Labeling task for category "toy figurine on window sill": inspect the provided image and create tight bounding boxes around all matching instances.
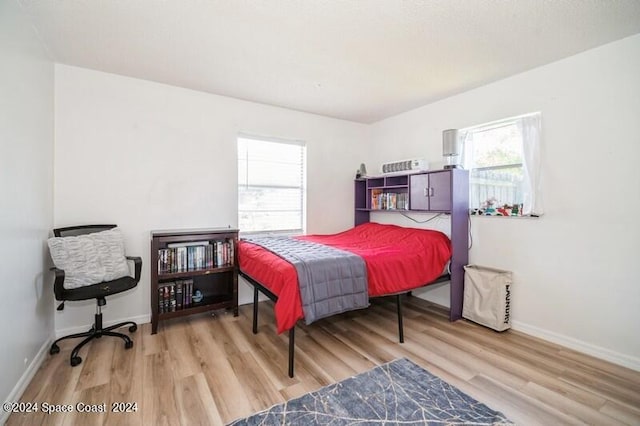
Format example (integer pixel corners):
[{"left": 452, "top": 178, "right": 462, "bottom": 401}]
[
  {"left": 482, "top": 197, "right": 498, "bottom": 215},
  {"left": 471, "top": 202, "right": 523, "bottom": 216}
]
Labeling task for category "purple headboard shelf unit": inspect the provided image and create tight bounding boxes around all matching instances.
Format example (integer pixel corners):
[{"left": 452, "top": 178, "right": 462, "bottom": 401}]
[{"left": 354, "top": 169, "right": 469, "bottom": 321}]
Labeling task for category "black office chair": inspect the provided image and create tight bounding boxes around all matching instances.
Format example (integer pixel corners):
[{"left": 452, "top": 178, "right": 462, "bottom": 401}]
[{"left": 49, "top": 225, "right": 142, "bottom": 367}]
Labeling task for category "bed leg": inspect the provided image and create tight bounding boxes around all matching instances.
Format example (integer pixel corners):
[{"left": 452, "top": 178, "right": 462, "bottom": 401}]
[
  {"left": 397, "top": 294, "right": 404, "bottom": 343},
  {"left": 253, "top": 285, "right": 258, "bottom": 334},
  {"left": 288, "top": 328, "right": 295, "bottom": 378}
]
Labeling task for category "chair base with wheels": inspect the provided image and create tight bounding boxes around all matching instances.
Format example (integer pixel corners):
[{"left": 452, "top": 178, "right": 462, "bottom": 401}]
[
  {"left": 48, "top": 225, "right": 142, "bottom": 367},
  {"left": 49, "top": 296, "right": 138, "bottom": 366}
]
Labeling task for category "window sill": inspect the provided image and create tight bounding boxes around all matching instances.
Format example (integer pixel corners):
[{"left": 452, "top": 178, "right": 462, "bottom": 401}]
[{"left": 470, "top": 212, "right": 540, "bottom": 219}]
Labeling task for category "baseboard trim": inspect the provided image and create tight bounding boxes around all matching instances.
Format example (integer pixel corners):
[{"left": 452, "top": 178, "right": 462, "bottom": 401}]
[
  {"left": 54, "top": 314, "right": 151, "bottom": 338},
  {"left": 0, "top": 337, "right": 52, "bottom": 425},
  {"left": 511, "top": 320, "right": 640, "bottom": 372},
  {"left": 417, "top": 289, "right": 640, "bottom": 372}
]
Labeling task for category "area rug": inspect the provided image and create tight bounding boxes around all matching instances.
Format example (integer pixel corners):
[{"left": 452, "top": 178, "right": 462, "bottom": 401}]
[{"left": 228, "top": 358, "right": 512, "bottom": 425}]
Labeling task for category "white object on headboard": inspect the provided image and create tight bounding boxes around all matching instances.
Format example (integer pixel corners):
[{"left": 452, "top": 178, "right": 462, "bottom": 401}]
[{"left": 380, "top": 158, "right": 428, "bottom": 175}]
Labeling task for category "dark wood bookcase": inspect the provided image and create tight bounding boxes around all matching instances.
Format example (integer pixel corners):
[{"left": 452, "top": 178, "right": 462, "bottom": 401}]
[{"left": 150, "top": 227, "right": 239, "bottom": 334}]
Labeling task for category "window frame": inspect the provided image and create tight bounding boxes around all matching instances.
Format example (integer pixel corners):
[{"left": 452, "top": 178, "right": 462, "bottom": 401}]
[
  {"left": 237, "top": 134, "right": 307, "bottom": 235},
  {"left": 460, "top": 112, "right": 542, "bottom": 217}
]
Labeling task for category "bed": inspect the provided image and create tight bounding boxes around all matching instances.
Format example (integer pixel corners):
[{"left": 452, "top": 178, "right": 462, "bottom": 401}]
[{"left": 238, "top": 222, "right": 464, "bottom": 377}]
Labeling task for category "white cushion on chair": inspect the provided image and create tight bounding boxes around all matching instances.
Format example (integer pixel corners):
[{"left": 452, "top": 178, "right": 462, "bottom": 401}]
[
  {"left": 48, "top": 228, "right": 131, "bottom": 289},
  {"left": 90, "top": 229, "right": 131, "bottom": 281}
]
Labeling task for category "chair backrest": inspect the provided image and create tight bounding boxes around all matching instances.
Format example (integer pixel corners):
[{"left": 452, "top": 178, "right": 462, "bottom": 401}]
[{"left": 53, "top": 224, "right": 117, "bottom": 237}]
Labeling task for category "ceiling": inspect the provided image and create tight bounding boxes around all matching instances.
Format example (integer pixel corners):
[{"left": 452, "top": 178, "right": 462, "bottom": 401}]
[{"left": 19, "top": 0, "right": 640, "bottom": 123}]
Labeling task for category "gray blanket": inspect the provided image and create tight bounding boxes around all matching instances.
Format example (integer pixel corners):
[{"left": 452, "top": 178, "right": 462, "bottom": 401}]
[{"left": 245, "top": 237, "right": 369, "bottom": 324}]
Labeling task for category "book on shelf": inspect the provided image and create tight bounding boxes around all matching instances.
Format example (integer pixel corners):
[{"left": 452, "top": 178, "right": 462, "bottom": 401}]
[
  {"left": 187, "top": 279, "right": 192, "bottom": 307},
  {"left": 369, "top": 191, "right": 409, "bottom": 211},
  {"left": 183, "top": 279, "right": 193, "bottom": 307},
  {"left": 176, "top": 281, "right": 183, "bottom": 310},
  {"left": 158, "top": 286, "right": 164, "bottom": 314},
  {"left": 216, "top": 241, "right": 223, "bottom": 266},
  {"left": 157, "top": 240, "right": 234, "bottom": 274},
  {"left": 170, "top": 285, "right": 176, "bottom": 312},
  {"left": 163, "top": 286, "right": 170, "bottom": 313},
  {"left": 157, "top": 279, "right": 195, "bottom": 314},
  {"left": 401, "top": 192, "right": 408, "bottom": 209},
  {"left": 371, "top": 189, "right": 383, "bottom": 210}
]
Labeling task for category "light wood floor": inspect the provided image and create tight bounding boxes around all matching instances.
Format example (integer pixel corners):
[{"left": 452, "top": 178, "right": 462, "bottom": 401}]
[{"left": 7, "top": 296, "right": 640, "bottom": 425}]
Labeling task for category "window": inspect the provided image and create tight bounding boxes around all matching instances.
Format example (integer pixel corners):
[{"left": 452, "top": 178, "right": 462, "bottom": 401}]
[
  {"left": 237, "top": 135, "right": 306, "bottom": 234},
  {"left": 460, "top": 112, "right": 542, "bottom": 216}
]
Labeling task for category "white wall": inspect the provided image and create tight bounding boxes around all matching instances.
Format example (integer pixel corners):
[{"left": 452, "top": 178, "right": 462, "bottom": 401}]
[
  {"left": 368, "top": 34, "right": 640, "bottom": 369},
  {"left": 52, "top": 34, "right": 640, "bottom": 370},
  {"left": 0, "top": 0, "right": 55, "bottom": 406},
  {"left": 54, "top": 65, "right": 369, "bottom": 332}
]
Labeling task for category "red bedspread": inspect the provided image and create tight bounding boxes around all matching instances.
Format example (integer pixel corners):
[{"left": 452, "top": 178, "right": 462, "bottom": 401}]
[{"left": 238, "top": 222, "right": 452, "bottom": 333}]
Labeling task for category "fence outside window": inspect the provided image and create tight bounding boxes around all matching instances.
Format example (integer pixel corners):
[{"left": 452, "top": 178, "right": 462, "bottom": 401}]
[{"left": 470, "top": 165, "right": 523, "bottom": 210}]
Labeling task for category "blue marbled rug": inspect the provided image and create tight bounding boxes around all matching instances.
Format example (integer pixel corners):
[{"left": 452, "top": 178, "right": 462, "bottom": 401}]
[{"left": 228, "top": 358, "right": 512, "bottom": 425}]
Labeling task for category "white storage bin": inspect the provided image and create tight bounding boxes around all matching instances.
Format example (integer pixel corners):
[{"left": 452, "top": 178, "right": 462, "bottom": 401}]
[{"left": 463, "top": 265, "right": 513, "bottom": 331}]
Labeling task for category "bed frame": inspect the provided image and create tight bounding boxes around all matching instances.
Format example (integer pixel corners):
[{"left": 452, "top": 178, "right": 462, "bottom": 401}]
[
  {"left": 240, "top": 271, "right": 452, "bottom": 377},
  {"left": 240, "top": 169, "right": 469, "bottom": 377}
]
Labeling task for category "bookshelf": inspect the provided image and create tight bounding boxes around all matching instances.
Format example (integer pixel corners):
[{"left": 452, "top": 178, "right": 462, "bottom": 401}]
[
  {"left": 150, "top": 227, "right": 239, "bottom": 334},
  {"left": 354, "top": 174, "right": 410, "bottom": 225}
]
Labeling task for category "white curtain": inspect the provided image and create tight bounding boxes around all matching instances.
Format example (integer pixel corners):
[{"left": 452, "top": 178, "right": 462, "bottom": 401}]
[
  {"left": 458, "top": 129, "right": 472, "bottom": 167},
  {"left": 518, "top": 113, "right": 543, "bottom": 216}
]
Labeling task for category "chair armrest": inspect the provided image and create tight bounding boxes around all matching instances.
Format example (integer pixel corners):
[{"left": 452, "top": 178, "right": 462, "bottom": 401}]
[
  {"left": 51, "top": 267, "right": 66, "bottom": 301},
  {"left": 126, "top": 256, "right": 142, "bottom": 282}
]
